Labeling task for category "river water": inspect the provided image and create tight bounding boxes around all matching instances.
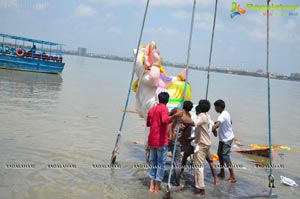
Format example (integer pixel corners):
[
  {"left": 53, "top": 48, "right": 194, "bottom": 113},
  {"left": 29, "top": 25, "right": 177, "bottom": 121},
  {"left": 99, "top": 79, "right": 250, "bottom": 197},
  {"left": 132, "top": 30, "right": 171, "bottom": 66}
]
[{"left": 0, "top": 55, "right": 299, "bottom": 199}]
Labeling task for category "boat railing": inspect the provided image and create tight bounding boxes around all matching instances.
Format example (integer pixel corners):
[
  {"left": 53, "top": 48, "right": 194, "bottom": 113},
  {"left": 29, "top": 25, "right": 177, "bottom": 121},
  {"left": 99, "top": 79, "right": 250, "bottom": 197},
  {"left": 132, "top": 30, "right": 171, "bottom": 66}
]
[{"left": 0, "top": 45, "right": 63, "bottom": 63}]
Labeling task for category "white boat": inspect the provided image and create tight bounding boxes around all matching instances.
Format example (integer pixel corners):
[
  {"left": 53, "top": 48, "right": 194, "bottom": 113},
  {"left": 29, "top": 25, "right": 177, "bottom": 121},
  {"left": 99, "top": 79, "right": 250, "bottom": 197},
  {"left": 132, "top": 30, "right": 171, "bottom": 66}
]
[{"left": 280, "top": 176, "right": 299, "bottom": 187}]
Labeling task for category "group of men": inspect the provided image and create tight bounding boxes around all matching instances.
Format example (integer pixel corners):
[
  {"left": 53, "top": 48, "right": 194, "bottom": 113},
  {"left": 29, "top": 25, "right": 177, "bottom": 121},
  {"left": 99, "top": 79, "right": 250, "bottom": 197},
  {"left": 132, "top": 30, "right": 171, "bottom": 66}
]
[{"left": 146, "top": 92, "right": 236, "bottom": 195}]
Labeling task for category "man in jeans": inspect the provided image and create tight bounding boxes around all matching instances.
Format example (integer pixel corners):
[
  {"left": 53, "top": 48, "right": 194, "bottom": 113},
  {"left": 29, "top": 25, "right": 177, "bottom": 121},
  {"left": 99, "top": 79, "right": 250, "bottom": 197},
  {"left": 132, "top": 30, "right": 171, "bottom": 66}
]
[{"left": 146, "top": 92, "right": 182, "bottom": 193}]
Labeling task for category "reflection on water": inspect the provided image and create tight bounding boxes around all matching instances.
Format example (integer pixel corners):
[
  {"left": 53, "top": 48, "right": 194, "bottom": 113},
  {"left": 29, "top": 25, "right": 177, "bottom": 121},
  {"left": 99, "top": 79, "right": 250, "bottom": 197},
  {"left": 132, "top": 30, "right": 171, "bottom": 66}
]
[
  {"left": 0, "top": 69, "right": 62, "bottom": 113},
  {"left": 0, "top": 68, "right": 62, "bottom": 96}
]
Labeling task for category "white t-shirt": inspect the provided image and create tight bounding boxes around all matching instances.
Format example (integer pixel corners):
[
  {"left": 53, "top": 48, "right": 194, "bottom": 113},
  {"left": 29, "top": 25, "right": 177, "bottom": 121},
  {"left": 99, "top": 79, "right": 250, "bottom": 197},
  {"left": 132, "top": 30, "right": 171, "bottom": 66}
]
[
  {"left": 217, "top": 110, "right": 234, "bottom": 142},
  {"left": 208, "top": 120, "right": 214, "bottom": 136}
]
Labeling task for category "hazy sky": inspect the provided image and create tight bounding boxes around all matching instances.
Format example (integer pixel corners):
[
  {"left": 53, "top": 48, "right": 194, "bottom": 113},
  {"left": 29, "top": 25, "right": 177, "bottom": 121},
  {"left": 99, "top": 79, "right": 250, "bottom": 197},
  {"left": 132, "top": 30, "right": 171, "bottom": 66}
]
[{"left": 0, "top": 0, "right": 299, "bottom": 74}]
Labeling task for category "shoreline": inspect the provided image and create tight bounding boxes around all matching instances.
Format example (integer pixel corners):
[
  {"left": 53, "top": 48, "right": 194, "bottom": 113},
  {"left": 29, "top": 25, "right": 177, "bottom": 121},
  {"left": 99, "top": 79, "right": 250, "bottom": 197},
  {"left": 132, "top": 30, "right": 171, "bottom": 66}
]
[{"left": 64, "top": 53, "right": 300, "bottom": 83}]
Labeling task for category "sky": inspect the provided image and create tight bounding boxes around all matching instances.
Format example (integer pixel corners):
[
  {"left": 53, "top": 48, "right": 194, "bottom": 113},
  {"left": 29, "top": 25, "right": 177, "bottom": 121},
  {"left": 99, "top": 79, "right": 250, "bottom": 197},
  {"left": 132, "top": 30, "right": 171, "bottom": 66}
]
[{"left": 0, "top": 0, "right": 299, "bottom": 75}]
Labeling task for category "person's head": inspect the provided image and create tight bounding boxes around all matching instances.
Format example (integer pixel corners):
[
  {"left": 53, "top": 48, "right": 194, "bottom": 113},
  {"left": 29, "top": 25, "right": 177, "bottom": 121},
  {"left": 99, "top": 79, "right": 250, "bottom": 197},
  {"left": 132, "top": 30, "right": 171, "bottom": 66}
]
[
  {"left": 158, "top": 92, "right": 169, "bottom": 104},
  {"left": 214, "top": 99, "right": 225, "bottom": 113},
  {"left": 196, "top": 99, "right": 211, "bottom": 114},
  {"left": 169, "top": 107, "right": 180, "bottom": 116},
  {"left": 195, "top": 105, "right": 201, "bottom": 115},
  {"left": 183, "top": 101, "right": 193, "bottom": 112}
]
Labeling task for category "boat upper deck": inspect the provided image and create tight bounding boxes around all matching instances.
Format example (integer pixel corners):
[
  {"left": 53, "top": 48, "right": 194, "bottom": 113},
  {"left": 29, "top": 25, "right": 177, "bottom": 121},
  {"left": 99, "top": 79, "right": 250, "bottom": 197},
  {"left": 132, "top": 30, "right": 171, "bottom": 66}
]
[{"left": 0, "top": 33, "right": 62, "bottom": 46}]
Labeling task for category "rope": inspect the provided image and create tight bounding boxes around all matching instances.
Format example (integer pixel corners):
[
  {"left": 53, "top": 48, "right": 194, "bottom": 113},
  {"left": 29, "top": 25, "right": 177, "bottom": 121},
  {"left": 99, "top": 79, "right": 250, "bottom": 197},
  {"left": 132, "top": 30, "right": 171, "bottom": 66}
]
[
  {"left": 110, "top": 0, "right": 150, "bottom": 164},
  {"left": 167, "top": 0, "right": 196, "bottom": 191},
  {"left": 266, "top": 0, "right": 277, "bottom": 197},
  {"left": 205, "top": 0, "right": 218, "bottom": 100}
]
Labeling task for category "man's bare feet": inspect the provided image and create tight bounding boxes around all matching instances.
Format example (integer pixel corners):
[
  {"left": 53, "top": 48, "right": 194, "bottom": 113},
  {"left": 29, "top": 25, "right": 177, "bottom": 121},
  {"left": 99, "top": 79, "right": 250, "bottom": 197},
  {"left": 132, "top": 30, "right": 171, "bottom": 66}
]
[
  {"left": 226, "top": 177, "right": 237, "bottom": 183},
  {"left": 195, "top": 188, "right": 205, "bottom": 195},
  {"left": 149, "top": 188, "right": 154, "bottom": 193},
  {"left": 149, "top": 179, "right": 155, "bottom": 192},
  {"left": 154, "top": 181, "right": 162, "bottom": 193},
  {"left": 214, "top": 178, "right": 220, "bottom": 186},
  {"left": 174, "top": 184, "right": 185, "bottom": 189}
]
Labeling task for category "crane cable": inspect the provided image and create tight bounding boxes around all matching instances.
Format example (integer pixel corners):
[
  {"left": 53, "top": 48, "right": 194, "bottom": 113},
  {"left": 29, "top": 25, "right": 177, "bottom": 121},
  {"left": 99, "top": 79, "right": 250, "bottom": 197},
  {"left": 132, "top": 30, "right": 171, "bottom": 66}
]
[
  {"left": 266, "top": 0, "right": 277, "bottom": 197},
  {"left": 205, "top": 0, "right": 218, "bottom": 100},
  {"left": 110, "top": 0, "right": 150, "bottom": 164}
]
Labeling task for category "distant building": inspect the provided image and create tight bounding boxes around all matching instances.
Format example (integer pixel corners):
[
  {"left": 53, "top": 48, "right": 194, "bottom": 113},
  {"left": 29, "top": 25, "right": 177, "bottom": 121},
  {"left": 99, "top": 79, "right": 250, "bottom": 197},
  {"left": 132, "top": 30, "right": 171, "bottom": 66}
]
[
  {"left": 77, "top": 47, "right": 87, "bottom": 56},
  {"left": 290, "top": 73, "right": 300, "bottom": 80}
]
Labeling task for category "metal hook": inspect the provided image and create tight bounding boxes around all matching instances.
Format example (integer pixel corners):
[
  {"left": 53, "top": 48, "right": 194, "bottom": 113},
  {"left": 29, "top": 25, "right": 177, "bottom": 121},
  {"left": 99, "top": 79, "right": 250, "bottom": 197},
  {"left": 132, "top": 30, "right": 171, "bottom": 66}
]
[{"left": 268, "top": 174, "right": 275, "bottom": 188}]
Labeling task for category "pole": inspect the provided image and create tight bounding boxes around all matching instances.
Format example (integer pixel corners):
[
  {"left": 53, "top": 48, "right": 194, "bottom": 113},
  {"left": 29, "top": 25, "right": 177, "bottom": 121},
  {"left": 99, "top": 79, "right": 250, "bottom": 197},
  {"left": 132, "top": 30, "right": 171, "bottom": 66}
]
[
  {"left": 167, "top": 0, "right": 196, "bottom": 194},
  {"left": 266, "top": 0, "right": 277, "bottom": 197},
  {"left": 110, "top": 0, "right": 150, "bottom": 164},
  {"left": 205, "top": 0, "right": 218, "bottom": 100}
]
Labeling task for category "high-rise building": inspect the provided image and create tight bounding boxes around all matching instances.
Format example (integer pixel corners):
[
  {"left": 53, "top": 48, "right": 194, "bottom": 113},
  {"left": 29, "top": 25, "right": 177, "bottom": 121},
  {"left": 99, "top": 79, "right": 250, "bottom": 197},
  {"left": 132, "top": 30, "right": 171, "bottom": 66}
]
[{"left": 78, "top": 47, "right": 87, "bottom": 56}]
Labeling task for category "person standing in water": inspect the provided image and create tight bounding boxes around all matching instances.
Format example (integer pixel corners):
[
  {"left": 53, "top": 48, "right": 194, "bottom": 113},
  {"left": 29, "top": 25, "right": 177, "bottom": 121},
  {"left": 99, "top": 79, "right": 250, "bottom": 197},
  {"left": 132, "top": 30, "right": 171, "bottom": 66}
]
[
  {"left": 193, "top": 100, "right": 212, "bottom": 195},
  {"left": 146, "top": 92, "right": 182, "bottom": 193},
  {"left": 212, "top": 99, "right": 237, "bottom": 183}
]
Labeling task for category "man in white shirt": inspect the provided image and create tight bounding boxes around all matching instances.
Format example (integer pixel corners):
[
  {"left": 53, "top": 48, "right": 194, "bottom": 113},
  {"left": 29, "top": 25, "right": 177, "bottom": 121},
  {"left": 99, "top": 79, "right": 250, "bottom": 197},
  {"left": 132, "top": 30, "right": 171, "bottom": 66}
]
[{"left": 212, "top": 99, "right": 236, "bottom": 183}]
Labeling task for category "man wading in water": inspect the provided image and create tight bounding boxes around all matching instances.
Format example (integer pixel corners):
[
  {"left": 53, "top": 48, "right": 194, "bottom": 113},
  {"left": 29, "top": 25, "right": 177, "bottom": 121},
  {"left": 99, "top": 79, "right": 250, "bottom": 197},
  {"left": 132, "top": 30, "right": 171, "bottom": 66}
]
[
  {"left": 146, "top": 92, "right": 182, "bottom": 193},
  {"left": 212, "top": 99, "right": 237, "bottom": 183}
]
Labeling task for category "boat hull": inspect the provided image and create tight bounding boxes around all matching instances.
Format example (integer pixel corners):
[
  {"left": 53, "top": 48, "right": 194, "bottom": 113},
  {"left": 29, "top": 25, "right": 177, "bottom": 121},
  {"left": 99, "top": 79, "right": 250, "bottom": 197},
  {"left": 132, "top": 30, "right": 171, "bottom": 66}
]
[
  {"left": 0, "top": 54, "right": 64, "bottom": 74},
  {"left": 234, "top": 148, "right": 270, "bottom": 158}
]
